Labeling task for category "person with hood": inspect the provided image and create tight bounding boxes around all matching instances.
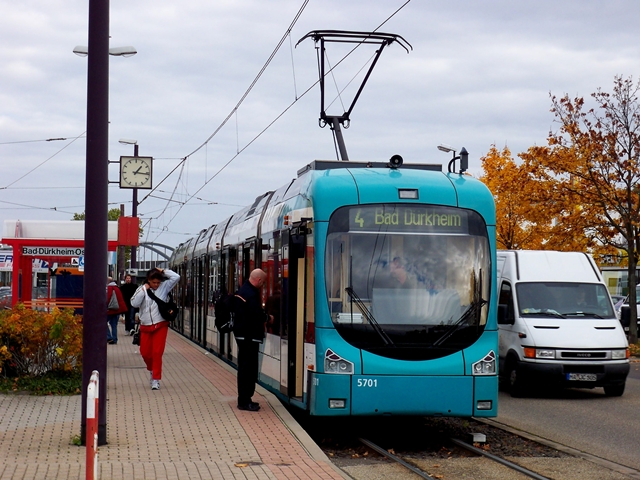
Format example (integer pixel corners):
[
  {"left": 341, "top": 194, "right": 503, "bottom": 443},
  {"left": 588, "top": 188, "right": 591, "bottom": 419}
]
[
  {"left": 107, "top": 277, "right": 127, "bottom": 344},
  {"left": 130, "top": 267, "right": 180, "bottom": 390}
]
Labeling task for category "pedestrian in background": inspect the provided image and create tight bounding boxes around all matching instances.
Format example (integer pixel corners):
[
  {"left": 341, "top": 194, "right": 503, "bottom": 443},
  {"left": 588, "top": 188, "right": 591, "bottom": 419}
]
[
  {"left": 130, "top": 267, "right": 180, "bottom": 390},
  {"left": 233, "top": 268, "right": 269, "bottom": 411},
  {"left": 119, "top": 273, "right": 139, "bottom": 335},
  {"left": 107, "top": 277, "right": 127, "bottom": 345}
]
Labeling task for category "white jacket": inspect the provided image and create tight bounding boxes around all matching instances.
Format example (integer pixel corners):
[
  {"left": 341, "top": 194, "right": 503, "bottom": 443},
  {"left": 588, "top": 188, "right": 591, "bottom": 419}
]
[{"left": 130, "top": 269, "right": 180, "bottom": 326}]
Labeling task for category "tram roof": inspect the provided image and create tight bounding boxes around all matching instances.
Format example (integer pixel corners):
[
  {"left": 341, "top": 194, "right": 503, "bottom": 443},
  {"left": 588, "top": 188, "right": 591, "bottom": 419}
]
[{"left": 297, "top": 160, "right": 442, "bottom": 176}]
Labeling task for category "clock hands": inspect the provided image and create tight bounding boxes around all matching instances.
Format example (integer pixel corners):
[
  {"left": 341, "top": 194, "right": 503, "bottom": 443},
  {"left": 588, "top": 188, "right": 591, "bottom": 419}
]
[{"left": 130, "top": 165, "right": 149, "bottom": 177}]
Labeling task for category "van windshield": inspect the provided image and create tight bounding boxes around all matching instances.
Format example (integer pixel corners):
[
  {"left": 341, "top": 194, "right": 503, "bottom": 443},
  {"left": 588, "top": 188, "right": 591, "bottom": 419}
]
[{"left": 516, "top": 282, "right": 615, "bottom": 319}]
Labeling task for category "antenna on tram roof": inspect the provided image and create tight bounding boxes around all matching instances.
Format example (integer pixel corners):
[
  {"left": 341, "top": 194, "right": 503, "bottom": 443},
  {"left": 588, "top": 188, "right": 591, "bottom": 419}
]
[{"left": 296, "top": 30, "right": 412, "bottom": 162}]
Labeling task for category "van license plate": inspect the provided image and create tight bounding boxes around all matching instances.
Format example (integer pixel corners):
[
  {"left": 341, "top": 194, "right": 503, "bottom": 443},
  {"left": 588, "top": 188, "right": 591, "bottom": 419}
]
[{"left": 567, "top": 373, "right": 597, "bottom": 381}]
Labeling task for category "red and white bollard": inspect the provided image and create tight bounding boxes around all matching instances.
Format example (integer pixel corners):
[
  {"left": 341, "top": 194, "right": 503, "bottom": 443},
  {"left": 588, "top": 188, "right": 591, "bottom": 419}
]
[{"left": 86, "top": 370, "right": 99, "bottom": 480}]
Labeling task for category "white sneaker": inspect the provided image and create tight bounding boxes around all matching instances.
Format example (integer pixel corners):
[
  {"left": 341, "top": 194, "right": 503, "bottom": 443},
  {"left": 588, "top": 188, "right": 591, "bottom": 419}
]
[{"left": 151, "top": 380, "right": 160, "bottom": 390}]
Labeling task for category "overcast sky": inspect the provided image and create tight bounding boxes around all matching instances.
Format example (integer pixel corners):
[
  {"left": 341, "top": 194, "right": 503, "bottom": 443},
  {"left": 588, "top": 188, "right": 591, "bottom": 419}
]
[{"left": 2, "top": 0, "right": 640, "bottom": 255}]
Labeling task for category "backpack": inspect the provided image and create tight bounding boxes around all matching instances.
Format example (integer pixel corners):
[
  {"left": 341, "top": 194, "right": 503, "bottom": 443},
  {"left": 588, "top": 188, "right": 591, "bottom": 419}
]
[
  {"left": 214, "top": 292, "right": 234, "bottom": 333},
  {"left": 214, "top": 291, "right": 244, "bottom": 334},
  {"left": 107, "top": 288, "right": 120, "bottom": 310}
]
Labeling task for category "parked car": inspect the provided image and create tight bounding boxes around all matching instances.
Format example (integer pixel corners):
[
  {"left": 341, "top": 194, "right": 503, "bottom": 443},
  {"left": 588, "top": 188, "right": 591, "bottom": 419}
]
[
  {"left": 618, "top": 286, "right": 640, "bottom": 332},
  {"left": 611, "top": 294, "right": 625, "bottom": 305}
]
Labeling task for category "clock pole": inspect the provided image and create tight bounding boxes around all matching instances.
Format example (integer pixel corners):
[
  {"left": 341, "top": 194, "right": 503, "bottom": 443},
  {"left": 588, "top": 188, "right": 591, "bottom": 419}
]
[{"left": 131, "top": 144, "right": 138, "bottom": 270}]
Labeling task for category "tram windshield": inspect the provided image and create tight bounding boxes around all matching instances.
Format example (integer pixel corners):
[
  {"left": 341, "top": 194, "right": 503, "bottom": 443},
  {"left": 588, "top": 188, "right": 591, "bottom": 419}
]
[{"left": 325, "top": 204, "right": 491, "bottom": 360}]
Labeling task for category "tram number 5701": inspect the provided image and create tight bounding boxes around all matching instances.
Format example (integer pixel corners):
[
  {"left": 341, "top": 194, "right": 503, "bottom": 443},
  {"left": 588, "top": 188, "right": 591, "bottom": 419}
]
[{"left": 357, "top": 378, "right": 378, "bottom": 388}]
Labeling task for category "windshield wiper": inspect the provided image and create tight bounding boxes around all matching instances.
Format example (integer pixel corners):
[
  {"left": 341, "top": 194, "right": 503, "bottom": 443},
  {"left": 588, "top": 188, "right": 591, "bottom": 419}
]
[
  {"left": 522, "top": 309, "right": 566, "bottom": 319},
  {"left": 432, "top": 298, "right": 487, "bottom": 347},
  {"left": 562, "top": 311, "right": 604, "bottom": 318},
  {"left": 345, "top": 287, "right": 395, "bottom": 347}
]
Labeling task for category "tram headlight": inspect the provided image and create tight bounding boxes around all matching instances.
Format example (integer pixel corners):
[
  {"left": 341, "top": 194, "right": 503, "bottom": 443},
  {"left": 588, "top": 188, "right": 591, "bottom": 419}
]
[
  {"left": 324, "top": 349, "right": 354, "bottom": 374},
  {"left": 472, "top": 350, "right": 496, "bottom": 375}
]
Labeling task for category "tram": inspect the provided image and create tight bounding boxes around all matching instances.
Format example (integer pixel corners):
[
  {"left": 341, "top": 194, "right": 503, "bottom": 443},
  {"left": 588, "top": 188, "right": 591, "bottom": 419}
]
[{"left": 169, "top": 158, "right": 498, "bottom": 417}]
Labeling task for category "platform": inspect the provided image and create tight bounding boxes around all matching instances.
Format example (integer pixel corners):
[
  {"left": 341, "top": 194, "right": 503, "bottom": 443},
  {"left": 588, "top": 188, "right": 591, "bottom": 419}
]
[{"left": 0, "top": 323, "right": 346, "bottom": 479}]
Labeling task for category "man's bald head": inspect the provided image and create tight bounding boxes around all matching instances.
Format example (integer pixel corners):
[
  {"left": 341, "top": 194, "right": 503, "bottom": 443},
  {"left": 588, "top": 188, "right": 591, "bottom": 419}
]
[{"left": 249, "top": 269, "right": 267, "bottom": 288}]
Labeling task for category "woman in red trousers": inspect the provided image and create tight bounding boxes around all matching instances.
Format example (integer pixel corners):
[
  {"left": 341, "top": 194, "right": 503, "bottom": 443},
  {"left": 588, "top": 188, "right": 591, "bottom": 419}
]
[{"left": 130, "top": 267, "right": 180, "bottom": 390}]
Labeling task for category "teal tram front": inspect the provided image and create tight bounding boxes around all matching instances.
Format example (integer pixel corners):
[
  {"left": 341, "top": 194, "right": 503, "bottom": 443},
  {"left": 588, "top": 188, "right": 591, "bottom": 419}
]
[{"left": 169, "top": 159, "right": 498, "bottom": 417}]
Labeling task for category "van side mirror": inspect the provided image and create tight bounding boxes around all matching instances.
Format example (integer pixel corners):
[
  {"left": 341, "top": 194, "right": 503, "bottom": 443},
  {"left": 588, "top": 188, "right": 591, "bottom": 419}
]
[{"left": 497, "top": 304, "right": 514, "bottom": 325}]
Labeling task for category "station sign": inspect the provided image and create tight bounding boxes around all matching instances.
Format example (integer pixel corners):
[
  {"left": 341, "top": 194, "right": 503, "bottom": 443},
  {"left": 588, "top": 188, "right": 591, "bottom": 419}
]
[{"left": 22, "top": 246, "right": 85, "bottom": 256}]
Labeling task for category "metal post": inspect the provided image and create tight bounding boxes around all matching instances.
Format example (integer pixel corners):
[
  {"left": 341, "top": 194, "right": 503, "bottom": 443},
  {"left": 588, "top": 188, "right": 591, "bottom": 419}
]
[
  {"left": 81, "top": 0, "right": 109, "bottom": 446},
  {"left": 131, "top": 144, "right": 138, "bottom": 270},
  {"left": 117, "top": 204, "right": 125, "bottom": 282}
]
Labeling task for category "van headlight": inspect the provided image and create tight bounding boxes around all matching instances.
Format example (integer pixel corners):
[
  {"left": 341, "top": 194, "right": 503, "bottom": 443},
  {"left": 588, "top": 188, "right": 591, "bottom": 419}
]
[
  {"left": 472, "top": 351, "right": 496, "bottom": 375},
  {"left": 524, "top": 347, "right": 555, "bottom": 359},
  {"left": 612, "top": 349, "right": 629, "bottom": 360}
]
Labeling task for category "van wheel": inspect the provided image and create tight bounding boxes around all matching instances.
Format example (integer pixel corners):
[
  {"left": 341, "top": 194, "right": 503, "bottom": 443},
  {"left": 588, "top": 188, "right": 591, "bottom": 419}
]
[
  {"left": 508, "top": 362, "right": 526, "bottom": 397},
  {"left": 604, "top": 384, "right": 625, "bottom": 397}
]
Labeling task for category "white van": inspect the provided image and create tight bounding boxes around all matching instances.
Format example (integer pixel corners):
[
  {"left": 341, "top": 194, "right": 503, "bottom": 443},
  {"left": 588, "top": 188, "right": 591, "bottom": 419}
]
[{"left": 497, "top": 250, "right": 629, "bottom": 397}]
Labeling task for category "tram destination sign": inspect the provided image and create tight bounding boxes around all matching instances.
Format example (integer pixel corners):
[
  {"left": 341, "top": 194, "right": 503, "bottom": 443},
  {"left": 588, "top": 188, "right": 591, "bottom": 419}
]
[
  {"left": 22, "top": 246, "right": 85, "bottom": 256},
  {"left": 349, "top": 205, "right": 468, "bottom": 233}
]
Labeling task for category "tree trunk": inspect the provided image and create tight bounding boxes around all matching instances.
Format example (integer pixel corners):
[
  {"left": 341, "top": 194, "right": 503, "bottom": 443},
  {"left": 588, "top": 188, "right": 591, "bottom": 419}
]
[{"left": 628, "top": 236, "right": 638, "bottom": 344}]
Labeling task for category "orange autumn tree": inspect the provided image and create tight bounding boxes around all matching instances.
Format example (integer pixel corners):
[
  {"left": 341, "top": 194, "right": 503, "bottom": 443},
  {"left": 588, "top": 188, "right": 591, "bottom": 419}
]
[
  {"left": 480, "top": 145, "right": 564, "bottom": 250},
  {"left": 521, "top": 76, "right": 640, "bottom": 343},
  {"left": 480, "top": 145, "right": 539, "bottom": 249}
]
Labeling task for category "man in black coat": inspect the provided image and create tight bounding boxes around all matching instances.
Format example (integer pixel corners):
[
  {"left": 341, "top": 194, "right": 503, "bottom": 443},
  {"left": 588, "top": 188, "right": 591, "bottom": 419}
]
[{"left": 233, "top": 269, "right": 269, "bottom": 411}]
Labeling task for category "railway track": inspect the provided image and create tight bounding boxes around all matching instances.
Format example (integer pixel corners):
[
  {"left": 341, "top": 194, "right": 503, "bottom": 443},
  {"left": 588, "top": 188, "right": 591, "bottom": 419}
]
[
  {"left": 358, "top": 437, "right": 552, "bottom": 480},
  {"left": 306, "top": 415, "right": 640, "bottom": 480}
]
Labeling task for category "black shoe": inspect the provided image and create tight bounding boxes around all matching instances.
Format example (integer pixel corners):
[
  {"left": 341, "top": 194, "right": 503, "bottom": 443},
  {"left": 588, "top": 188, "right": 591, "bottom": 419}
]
[
  {"left": 237, "top": 402, "right": 260, "bottom": 411},
  {"left": 107, "top": 340, "right": 115, "bottom": 344}
]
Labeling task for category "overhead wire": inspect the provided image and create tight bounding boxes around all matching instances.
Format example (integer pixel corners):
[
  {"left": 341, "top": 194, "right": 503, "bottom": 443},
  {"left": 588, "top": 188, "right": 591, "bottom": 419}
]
[
  {"left": 144, "top": 0, "right": 412, "bottom": 242},
  {"left": 0, "top": 132, "right": 86, "bottom": 190},
  {"left": 0, "top": 2, "right": 412, "bottom": 228},
  {"left": 0, "top": 136, "right": 83, "bottom": 145},
  {"left": 184, "top": 0, "right": 311, "bottom": 160}
]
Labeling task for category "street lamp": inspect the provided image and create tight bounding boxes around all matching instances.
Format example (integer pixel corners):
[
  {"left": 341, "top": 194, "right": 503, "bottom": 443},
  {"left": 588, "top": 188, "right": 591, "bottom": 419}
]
[
  {"left": 437, "top": 144, "right": 469, "bottom": 174},
  {"left": 119, "top": 139, "right": 139, "bottom": 270},
  {"left": 73, "top": 45, "right": 137, "bottom": 57},
  {"left": 75, "top": 21, "right": 137, "bottom": 447}
]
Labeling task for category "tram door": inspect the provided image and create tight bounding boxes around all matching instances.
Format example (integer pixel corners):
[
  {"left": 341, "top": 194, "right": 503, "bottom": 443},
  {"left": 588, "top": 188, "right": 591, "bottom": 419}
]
[
  {"left": 220, "top": 247, "right": 237, "bottom": 360},
  {"left": 280, "top": 226, "right": 307, "bottom": 400},
  {"left": 194, "top": 256, "right": 207, "bottom": 347}
]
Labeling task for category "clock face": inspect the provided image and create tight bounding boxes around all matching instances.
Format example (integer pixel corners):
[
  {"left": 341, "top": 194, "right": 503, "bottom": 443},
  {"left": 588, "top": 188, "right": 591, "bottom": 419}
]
[{"left": 120, "top": 156, "right": 152, "bottom": 189}]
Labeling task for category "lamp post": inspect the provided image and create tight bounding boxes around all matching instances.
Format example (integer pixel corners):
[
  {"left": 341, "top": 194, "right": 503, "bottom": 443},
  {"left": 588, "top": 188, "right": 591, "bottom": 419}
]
[
  {"left": 119, "top": 139, "right": 139, "bottom": 270},
  {"left": 437, "top": 144, "right": 469, "bottom": 174},
  {"left": 77, "top": 5, "right": 136, "bottom": 446}
]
